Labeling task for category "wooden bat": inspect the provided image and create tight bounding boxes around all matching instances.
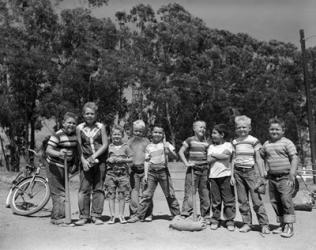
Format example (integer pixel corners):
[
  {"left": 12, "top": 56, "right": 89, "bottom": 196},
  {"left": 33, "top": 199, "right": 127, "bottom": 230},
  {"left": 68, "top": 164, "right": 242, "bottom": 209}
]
[{"left": 64, "top": 155, "right": 71, "bottom": 224}]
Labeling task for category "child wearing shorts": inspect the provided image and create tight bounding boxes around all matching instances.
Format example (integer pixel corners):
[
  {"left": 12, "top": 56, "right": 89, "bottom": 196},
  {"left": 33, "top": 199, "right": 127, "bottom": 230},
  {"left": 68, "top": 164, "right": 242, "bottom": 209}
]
[{"left": 105, "top": 125, "right": 133, "bottom": 224}]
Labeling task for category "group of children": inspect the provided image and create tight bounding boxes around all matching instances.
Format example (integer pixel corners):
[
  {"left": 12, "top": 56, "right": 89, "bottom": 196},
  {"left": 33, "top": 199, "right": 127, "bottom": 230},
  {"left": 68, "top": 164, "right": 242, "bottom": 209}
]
[{"left": 45, "top": 101, "right": 298, "bottom": 239}]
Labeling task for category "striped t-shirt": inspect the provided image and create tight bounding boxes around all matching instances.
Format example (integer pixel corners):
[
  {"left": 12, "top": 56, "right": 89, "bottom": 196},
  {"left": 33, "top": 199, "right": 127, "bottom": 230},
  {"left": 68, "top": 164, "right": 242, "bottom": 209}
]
[
  {"left": 46, "top": 129, "right": 77, "bottom": 168},
  {"left": 183, "top": 136, "right": 209, "bottom": 163},
  {"left": 232, "top": 135, "right": 261, "bottom": 168},
  {"left": 145, "top": 142, "right": 175, "bottom": 168},
  {"left": 261, "top": 137, "right": 297, "bottom": 175}
]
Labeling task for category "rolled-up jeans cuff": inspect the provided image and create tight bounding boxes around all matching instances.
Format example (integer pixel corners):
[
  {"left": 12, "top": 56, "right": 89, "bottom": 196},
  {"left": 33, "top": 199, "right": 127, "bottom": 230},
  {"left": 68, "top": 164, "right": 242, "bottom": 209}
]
[
  {"left": 91, "top": 213, "right": 102, "bottom": 218},
  {"left": 283, "top": 214, "right": 295, "bottom": 223}
]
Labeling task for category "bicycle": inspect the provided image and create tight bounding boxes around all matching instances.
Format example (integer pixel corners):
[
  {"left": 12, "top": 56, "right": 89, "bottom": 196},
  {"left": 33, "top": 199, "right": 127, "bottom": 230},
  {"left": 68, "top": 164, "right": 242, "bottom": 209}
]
[{"left": 5, "top": 149, "right": 51, "bottom": 216}]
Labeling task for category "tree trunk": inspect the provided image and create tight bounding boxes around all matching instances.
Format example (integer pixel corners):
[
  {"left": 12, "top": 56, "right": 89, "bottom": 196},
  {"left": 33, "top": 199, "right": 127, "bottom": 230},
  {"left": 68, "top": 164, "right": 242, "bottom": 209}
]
[
  {"left": 165, "top": 102, "right": 176, "bottom": 146},
  {"left": 0, "top": 134, "right": 10, "bottom": 171}
]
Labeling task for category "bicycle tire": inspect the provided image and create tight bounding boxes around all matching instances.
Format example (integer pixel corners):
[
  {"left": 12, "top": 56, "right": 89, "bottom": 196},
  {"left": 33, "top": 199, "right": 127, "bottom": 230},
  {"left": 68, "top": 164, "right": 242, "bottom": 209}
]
[{"left": 10, "top": 176, "right": 50, "bottom": 216}]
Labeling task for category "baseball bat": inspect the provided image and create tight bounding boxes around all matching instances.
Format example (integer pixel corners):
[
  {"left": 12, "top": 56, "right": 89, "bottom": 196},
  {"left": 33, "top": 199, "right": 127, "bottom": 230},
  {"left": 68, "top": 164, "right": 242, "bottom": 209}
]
[{"left": 64, "top": 155, "right": 71, "bottom": 224}]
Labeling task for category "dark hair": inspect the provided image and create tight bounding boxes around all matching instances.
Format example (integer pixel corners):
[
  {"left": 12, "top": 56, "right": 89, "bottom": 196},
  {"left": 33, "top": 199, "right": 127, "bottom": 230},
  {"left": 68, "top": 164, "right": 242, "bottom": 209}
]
[
  {"left": 111, "top": 124, "right": 124, "bottom": 136},
  {"left": 269, "top": 117, "right": 285, "bottom": 130},
  {"left": 152, "top": 123, "right": 164, "bottom": 132},
  {"left": 213, "top": 124, "right": 228, "bottom": 139},
  {"left": 63, "top": 112, "right": 78, "bottom": 122}
]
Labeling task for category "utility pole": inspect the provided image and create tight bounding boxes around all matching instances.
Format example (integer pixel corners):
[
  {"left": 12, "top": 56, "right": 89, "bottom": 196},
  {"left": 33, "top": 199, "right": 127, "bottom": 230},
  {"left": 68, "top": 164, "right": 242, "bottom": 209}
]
[{"left": 300, "top": 29, "right": 316, "bottom": 184}]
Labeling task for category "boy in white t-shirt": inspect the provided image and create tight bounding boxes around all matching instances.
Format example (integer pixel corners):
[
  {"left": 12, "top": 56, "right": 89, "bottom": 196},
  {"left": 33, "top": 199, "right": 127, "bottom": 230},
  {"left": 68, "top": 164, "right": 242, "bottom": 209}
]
[
  {"left": 208, "top": 124, "right": 235, "bottom": 231},
  {"left": 127, "top": 124, "right": 180, "bottom": 222}
]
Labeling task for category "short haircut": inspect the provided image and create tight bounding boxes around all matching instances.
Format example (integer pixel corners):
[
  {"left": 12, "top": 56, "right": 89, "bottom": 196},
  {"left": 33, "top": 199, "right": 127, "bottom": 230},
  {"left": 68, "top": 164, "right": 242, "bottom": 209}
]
[
  {"left": 111, "top": 124, "right": 124, "bottom": 136},
  {"left": 269, "top": 117, "right": 285, "bottom": 130},
  {"left": 235, "top": 115, "right": 251, "bottom": 126},
  {"left": 152, "top": 123, "right": 164, "bottom": 132},
  {"left": 213, "top": 124, "right": 228, "bottom": 139},
  {"left": 193, "top": 120, "right": 206, "bottom": 128},
  {"left": 82, "top": 102, "right": 98, "bottom": 114},
  {"left": 63, "top": 112, "right": 78, "bottom": 122},
  {"left": 133, "top": 120, "right": 145, "bottom": 129}
]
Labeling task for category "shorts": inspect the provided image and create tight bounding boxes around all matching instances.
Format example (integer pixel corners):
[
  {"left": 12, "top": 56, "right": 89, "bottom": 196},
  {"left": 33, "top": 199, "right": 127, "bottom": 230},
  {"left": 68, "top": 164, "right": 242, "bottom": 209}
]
[{"left": 104, "top": 174, "right": 130, "bottom": 200}]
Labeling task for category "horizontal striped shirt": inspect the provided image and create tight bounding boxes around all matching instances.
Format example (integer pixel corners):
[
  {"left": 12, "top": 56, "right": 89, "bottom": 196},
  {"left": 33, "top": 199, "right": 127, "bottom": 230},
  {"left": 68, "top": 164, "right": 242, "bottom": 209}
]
[
  {"left": 232, "top": 135, "right": 261, "bottom": 168},
  {"left": 261, "top": 137, "right": 297, "bottom": 175},
  {"left": 183, "top": 136, "right": 209, "bottom": 162},
  {"left": 145, "top": 142, "right": 175, "bottom": 167},
  {"left": 46, "top": 129, "right": 77, "bottom": 168}
]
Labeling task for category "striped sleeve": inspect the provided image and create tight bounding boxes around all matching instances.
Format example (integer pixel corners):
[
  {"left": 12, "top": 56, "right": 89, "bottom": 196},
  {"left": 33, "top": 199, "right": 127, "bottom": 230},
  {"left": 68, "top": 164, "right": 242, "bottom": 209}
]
[
  {"left": 47, "top": 134, "right": 60, "bottom": 148},
  {"left": 285, "top": 139, "right": 297, "bottom": 159}
]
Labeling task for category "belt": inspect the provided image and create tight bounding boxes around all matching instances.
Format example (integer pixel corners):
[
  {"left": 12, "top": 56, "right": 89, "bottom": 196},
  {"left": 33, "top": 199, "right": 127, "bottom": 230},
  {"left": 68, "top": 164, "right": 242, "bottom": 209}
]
[
  {"left": 235, "top": 166, "right": 254, "bottom": 172},
  {"left": 268, "top": 173, "right": 289, "bottom": 179},
  {"left": 149, "top": 167, "right": 166, "bottom": 173}
]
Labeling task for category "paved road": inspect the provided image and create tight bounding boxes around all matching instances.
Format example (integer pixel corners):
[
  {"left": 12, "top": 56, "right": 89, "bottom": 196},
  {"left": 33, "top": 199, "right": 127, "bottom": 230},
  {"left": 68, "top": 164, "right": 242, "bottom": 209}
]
[{"left": 1, "top": 163, "right": 316, "bottom": 250}]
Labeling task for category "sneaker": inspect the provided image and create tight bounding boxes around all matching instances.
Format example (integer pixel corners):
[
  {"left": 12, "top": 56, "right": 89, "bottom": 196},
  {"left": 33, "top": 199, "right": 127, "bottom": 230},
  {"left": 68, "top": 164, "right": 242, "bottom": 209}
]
[
  {"left": 144, "top": 215, "right": 153, "bottom": 222},
  {"left": 272, "top": 225, "right": 284, "bottom": 234},
  {"left": 227, "top": 224, "right": 235, "bottom": 232},
  {"left": 261, "top": 225, "right": 270, "bottom": 234},
  {"left": 210, "top": 223, "right": 219, "bottom": 230},
  {"left": 74, "top": 218, "right": 89, "bottom": 226},
  {"left": 281, "top": 224, "right": 294, "bottom": 238},
  {"left": 107, "top": 216, "right": 116, "bottom": 224},
  {"left": 127, "top": 216, "right": 140, "bottom": 223},
  {"left": 91, "top": 217, "right": 104, "bottom": 225},
  {"left": 239, "top": 224, "right": 251, "bottom": 233},
  {"left": 119, "top": 216, "right": 127, "bottom": 224}
]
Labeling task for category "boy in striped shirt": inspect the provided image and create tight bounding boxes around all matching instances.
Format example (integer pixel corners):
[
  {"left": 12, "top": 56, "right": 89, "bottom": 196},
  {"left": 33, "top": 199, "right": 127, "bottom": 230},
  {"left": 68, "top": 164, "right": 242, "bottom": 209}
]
[
  {"left": 261, "top": 117, "right": 298, "bottom": 238},
  {"left": 46, "top": 112, "right": 78, "bottom": 225},
  {"left": 231, "top": 115, "right": 270, "bottom": 234},
  {"left": 127, "top": 124, "right": 180, "bottom": 222},
  {"left": 179, "top": 120, "right": 210, "bottom": 219}
]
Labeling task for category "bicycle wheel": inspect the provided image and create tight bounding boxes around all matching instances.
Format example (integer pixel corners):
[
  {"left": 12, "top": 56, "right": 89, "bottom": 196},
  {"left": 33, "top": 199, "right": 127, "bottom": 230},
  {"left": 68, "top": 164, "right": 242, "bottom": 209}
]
[{"left": 10, "top": 176, "right": 50, "bottom": 216}]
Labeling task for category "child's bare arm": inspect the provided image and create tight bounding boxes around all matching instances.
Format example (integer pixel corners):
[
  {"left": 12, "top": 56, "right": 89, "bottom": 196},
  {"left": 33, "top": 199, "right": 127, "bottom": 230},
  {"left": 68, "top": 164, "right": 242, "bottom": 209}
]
[
  {"left": 178, "top": 145, "right": 194, "bottom": 167},
  {"left": 210, "top": 150, "right": 231, "bottom": 160},
  {"left": 255, "top": 151, "right": 266, "bottom": 177},
  {"left": 288, "top": 154, "right": 298, "bottom": 185}
]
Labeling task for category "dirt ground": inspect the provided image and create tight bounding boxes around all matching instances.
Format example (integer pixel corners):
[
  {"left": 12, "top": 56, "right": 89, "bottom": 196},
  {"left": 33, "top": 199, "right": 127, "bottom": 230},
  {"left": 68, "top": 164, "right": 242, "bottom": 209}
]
[{"left": 1, "top": 163, "right": 316, "bottom": 250}]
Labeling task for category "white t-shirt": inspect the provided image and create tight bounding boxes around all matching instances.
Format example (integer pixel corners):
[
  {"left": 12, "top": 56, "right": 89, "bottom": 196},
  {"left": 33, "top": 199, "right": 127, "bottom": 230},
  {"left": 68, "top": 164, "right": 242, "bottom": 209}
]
[{"left": 207, "top": 142, "right": 233, "bottom": 178}]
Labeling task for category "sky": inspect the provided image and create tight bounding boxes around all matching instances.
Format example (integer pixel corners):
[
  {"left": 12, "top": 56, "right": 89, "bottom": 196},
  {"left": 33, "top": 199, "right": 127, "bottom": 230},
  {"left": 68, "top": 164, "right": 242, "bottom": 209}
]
[{"left": 57, "top": 0, "right": 316, "bottom": 48}]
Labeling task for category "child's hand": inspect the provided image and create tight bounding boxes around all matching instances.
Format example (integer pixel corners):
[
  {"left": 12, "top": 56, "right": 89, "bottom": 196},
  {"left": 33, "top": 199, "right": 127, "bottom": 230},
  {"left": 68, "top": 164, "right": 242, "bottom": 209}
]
[
  {"left": 230, "top": 176, "right": 236, "bottom": 186},
  {"left": 143, "top": 174, "right": 148, "bottom": 184},
  {"left": 185, "top": 161, "right": 195, "bottom": 168},
  {"left": 287, "top": 172, "right": 296, "bottom": 186},
  {"left": 82, "top": 159, "right": 90, "bottom": 171},
  {"left": 59, "top": 149, "right": 68, "bottom": 158},
  {"left": 107, "top": 157, "right": 115, "bottom": 164}
]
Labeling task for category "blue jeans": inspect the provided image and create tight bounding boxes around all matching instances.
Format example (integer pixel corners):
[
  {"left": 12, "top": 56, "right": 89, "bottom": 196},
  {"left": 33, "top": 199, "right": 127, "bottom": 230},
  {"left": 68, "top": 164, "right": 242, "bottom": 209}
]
[
  {"left": 137, "top": 168, "right": 180, "bottom": 220},
  {"left": 129, "top": 167, "right": 153, "bottom": 217},
  {"left": 269, "top": 174, "right": 295, "bottom": 223},
  {"left": 78, "top": 162, "right": 106, "bottom": 219},
  {"left": 46, "top": 163, "right": 65, "bottom": 222},
  {"left": 209, "top": 176, "right": 235, "bottom": 224},
  {"left": 181, "top": 167, "right": 210, "bottom": 217},
  {"left": 234, "top": 167, "right": 269, "bottom": 225}
]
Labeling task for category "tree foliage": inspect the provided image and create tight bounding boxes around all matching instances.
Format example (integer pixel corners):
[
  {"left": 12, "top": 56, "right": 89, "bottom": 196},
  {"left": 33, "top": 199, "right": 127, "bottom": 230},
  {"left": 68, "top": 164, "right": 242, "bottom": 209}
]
[{"left": 0, "top": 1, "right": 313, "bottom": 171}]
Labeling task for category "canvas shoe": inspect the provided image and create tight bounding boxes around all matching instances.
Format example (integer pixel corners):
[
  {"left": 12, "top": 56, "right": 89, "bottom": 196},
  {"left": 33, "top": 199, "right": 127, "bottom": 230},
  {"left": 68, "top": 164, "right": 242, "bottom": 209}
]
[
  {"left": 239, "top": 224, "right": 251, "bottom": 233},
  {"left": 281, "top": 224, "right": 294, "bottom": 238}
]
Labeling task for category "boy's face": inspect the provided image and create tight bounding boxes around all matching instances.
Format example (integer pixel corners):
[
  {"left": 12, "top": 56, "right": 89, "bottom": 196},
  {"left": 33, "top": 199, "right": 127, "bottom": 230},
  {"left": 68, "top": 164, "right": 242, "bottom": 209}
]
[
  {"left": 193, "top": 122, "right": 206, "bottom": 138},
  {"left": 211, "top": 129, "right": 223, "bottom": 144},
  {"left": 152, "top": 127, "right": 164, "bottom": 143},
  {"left": 83, "top": 107, "right": 96, "bottom": 124},
  {"left": 235, "top": 121, "right": 251, "bottom": 138},
  {"left": 112, "top": 129, "right": 123, "bottom": 144},
  {"left": 63, "top": 117, "right": 77, "bottom": 135},
  {"left": 133, "top": 126, "right": 144, "bottom": 137},
  {"left": 269, "top": 123, "right": 284, "bottom": 141}
]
